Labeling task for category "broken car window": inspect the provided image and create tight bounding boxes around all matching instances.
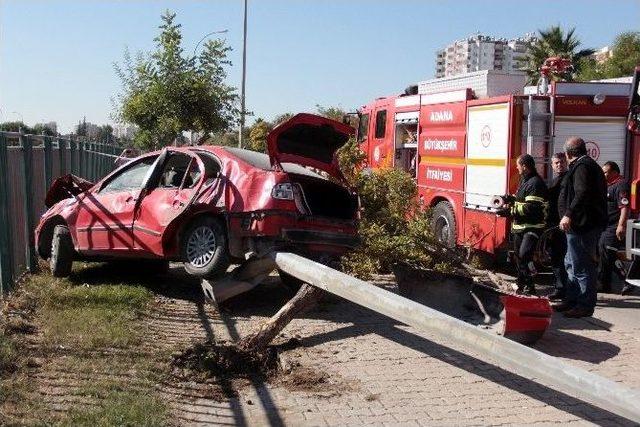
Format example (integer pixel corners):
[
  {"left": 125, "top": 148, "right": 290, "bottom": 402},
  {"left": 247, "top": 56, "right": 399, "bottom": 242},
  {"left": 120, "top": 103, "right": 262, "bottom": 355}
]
[
  {"left": 99, "top": 157, "right": 157, "bottom": 194},
  {"left": 160, "top": 153, "right": 194, "bottom": 188}
]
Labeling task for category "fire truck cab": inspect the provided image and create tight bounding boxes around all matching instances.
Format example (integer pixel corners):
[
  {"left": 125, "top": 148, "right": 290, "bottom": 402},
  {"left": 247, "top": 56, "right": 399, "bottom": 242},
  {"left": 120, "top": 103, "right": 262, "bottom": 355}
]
[{"left": 357, "top": 69, "right": 640, "bottom": 254}]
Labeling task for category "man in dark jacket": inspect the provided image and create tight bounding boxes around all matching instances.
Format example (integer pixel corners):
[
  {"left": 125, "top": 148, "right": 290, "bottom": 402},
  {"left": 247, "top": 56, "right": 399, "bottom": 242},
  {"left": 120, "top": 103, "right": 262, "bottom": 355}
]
[
  {"left": 556, "top": 137, "right": 608, "bottom": 318},
  {"left": 509, "top": 154, "right": 549, "bottom": 295},
  {"left": 598, "top": 161, "right": 632, "bottom": 294},
  {"left": 547, "top": 153, "right": 568, "bottom": 300}
]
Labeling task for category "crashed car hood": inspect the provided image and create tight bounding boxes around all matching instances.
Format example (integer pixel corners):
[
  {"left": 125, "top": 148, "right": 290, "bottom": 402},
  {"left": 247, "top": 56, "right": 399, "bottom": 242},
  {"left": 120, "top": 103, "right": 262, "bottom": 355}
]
[
  {"left": 267, "top": 113, "right": 354, "bottom": 179},
  {"left": 45, "top": 174, "right": 94, "bottom": 208}
]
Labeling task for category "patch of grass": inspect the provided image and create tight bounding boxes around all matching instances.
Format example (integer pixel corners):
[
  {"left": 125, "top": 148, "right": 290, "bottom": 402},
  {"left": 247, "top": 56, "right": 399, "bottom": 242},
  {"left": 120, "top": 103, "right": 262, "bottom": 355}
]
[
  {"left": 40, "top": 305, "right": 144, "bottom": 350},
  {"left": 0, "top": 334, "right": 17, "bottom": 372},
  {"left": 61, "top": 390, "right": 169, "bottom": 427},
  {"left": 22, "top": 274, "right": 153, "bottom": 351}
]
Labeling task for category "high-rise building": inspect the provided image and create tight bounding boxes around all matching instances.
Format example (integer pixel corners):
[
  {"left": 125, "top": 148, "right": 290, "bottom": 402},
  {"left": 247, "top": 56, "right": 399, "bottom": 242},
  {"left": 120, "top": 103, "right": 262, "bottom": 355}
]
[{"left": 435, "top": 33, "right": 536, "bottom": 78}]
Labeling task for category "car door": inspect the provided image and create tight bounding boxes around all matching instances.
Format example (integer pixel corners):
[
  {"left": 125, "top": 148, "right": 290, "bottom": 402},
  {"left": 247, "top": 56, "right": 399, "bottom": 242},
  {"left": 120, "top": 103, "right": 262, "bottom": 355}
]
[
  {"left": 132, "top": 150, "right": 208, "bottom": 256},
  {"left": 74, "top": 154, "right": 159, "bottom": 253}
]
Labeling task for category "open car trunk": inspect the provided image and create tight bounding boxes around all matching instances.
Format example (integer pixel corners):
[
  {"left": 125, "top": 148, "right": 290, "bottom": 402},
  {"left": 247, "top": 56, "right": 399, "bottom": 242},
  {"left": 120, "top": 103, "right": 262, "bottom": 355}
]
[
  {"left": 289, "top": 173, "right": 358, "bottom": 220},
  {"left": 268, "top": 113, "right": 354, "bottom": 181}
]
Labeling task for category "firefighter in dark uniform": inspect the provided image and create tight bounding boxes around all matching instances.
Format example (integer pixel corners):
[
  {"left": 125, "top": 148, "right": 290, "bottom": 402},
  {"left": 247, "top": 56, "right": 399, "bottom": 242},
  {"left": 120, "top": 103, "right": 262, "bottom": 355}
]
[
  {"left": 598, "top": 161, "right": 632, "bottom": 294},
  {"left": 547, "top": 153, "right": 568, "bottom": 300},
  {"left": 504, "top": 154, "right": 549, "bottom": 295}
]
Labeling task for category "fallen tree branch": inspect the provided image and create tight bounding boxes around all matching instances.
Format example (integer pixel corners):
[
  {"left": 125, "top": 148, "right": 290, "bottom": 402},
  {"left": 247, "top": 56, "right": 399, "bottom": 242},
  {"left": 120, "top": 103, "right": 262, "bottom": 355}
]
[{"left": 238, "top": 283, "right": 324, "bottom": 353}]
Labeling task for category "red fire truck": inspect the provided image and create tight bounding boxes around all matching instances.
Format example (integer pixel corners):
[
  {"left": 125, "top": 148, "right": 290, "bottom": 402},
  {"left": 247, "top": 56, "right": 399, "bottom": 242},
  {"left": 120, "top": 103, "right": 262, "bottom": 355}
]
[{"left": 357, "top": 66, "right": 640, "bottom": 254}]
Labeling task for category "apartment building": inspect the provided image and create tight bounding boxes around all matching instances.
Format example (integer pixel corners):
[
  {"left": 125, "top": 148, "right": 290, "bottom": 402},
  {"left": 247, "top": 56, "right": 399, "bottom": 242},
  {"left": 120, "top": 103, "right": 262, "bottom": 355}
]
[{"left": 435, "top": 33, "right": 535, "bottom": 78}]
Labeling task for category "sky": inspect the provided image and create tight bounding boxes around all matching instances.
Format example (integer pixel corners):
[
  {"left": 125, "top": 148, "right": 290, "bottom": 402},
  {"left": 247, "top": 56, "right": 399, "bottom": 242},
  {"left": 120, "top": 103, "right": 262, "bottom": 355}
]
[{"left": 1, "top": 0, "right": 639, "bottom": 134}]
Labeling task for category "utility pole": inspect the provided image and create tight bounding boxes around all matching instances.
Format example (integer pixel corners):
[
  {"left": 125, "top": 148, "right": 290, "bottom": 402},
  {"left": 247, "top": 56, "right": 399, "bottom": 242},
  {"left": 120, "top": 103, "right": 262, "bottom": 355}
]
[{"left": 238, "top": 0, "right": 248, "bottom": 148}]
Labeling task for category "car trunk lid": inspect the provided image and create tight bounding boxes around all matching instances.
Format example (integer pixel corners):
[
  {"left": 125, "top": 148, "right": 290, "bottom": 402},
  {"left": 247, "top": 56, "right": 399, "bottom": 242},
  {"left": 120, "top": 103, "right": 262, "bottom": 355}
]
[
  {"left": 44, "top": 174, "right": 94, "bottom": 208},
  {"left": 267, "top": 113, "right": 354, "bottom": 180}
]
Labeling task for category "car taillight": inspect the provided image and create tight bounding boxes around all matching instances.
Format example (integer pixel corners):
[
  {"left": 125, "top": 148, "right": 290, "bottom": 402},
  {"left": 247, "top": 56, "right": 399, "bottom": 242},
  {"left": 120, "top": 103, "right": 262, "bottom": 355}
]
[{"left": 272, "top": 183, "right": 294, "bottom": 200}]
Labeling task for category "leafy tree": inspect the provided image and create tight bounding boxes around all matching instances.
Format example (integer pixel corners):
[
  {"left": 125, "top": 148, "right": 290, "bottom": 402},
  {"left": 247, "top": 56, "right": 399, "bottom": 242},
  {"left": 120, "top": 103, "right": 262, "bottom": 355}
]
[
  {"left": 247, "top": 118, "right": 272, "bottom": 152},
  {"left": 114, "top": 10, "right": 238, "bottom": 149},
  {"left": 32, "top": 123, "right": 57, "bottom": 136},
  {"left": 76, "top": 117, "right": 88, "bottom": 137},
  {"left": 316, "top": 105, "right": 347, "bottom": 122},
  {"left": 603, "top": 32, "right": 640, "bottom": 78},
  {"left": 520, "top": 26, "right": 594, "bottom": 84},
  {"left": 96, "top": 124, "right": 114, "bottom": 142},
  {"left": 0, "top": 121, "right": 32, "bottom": 133},
  {"left": 576, "top": 32, "right": 640, "bottom": 81},
  {"left": 271, "top": 113, "right": 294, "bottom": 127}
]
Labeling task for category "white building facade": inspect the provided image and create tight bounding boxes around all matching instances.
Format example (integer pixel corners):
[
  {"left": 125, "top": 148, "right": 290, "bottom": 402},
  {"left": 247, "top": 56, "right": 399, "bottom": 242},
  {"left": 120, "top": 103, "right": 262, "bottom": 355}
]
[{"left": 436, "top": 33, "right": 536, "bottom": 78}]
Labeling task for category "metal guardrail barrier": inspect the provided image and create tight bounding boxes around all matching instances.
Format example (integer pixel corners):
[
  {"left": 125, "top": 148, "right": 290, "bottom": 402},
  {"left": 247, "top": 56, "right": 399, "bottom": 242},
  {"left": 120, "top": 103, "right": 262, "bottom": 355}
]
[
  {"left": 272, "top": 251, "right": 640, "bottom": 423},
  {"left": 0, "top": 131, "right": 124, "bottom": 293}
]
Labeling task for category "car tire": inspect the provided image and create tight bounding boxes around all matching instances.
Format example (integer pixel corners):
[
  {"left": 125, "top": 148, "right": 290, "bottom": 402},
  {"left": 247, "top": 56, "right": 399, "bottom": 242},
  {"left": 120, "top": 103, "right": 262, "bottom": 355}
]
[
  {"left": 50, "top": 225, "right": 73, "bottom": 277},
  {"left": 181, "top": 217, "right": 229, "bottom": 280},
  {"left": 432, "top": 201, "right": 457, "bottom": 248}
]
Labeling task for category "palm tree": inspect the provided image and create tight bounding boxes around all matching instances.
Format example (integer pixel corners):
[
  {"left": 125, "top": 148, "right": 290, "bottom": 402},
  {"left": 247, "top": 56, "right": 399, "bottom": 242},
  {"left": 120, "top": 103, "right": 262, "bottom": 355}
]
[{"left": 520, "top": 26, "right": 595, "bottom": 84}]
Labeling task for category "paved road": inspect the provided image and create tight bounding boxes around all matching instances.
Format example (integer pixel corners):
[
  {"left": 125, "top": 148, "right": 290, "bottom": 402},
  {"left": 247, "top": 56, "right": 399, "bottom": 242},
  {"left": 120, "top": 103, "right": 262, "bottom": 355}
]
[{"left": 157, "top": 273, "right": 640, "bottom": 426}]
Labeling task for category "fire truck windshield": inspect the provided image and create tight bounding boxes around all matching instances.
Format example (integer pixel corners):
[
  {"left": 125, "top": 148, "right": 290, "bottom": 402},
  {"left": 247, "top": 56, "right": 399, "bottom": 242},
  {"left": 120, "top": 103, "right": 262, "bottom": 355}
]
[{"left": 357, "top": 113, "right": 369, "bottom": 142}]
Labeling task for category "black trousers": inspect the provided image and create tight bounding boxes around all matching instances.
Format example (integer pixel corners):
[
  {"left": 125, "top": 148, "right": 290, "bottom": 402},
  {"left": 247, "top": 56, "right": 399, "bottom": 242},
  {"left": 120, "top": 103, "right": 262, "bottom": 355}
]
[
  {"left": 513, "top": 231, "right": 540, "bottom": 289},
  {"left": 597, "top": 226, "right": 624, "bottom": 287},
  {"left": 549, "top": 228, "right": 568, "bottom": 291}
]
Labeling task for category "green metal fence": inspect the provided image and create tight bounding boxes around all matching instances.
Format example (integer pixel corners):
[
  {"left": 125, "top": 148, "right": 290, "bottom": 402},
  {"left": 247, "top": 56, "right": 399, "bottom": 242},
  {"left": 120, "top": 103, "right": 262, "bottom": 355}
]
[{"left": 0, "top": 130, "right": 124, "bottom": 294}]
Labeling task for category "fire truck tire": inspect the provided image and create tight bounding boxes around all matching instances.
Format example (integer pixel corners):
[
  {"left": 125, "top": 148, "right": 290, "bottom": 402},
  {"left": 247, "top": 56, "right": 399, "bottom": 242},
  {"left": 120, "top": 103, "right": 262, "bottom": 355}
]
[
  {"left": 181, "top": 217, "right": 230, "bottom": 280},
  {"left": 432, "top": 201, "right": 457, "bottom": 248},
  {"left": 50, "top": 225, "right": 73, "bottom": 277}
]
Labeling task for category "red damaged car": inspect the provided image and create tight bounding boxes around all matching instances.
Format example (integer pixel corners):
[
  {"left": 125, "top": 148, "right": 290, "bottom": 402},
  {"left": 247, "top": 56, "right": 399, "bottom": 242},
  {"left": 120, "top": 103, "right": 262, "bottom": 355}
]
[{"left": 35, "top": 113, "right": 359, "bottom": 278}]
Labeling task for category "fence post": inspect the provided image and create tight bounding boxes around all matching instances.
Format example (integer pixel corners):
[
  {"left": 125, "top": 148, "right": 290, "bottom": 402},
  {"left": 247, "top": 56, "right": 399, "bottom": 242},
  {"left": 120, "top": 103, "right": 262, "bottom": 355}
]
[
  {"left": 78, "top": 138, "right": 84, "bottom": 178},
  {"left": 43, "top": 135, "right": 53, "bottom": 190},
  {"left": 57, "top": 136, "right": 66, "bottom": 176},
  {"left": 0, "top": 133, "right": 14, "bottom": 293},
  {"left": 20, "top": 130, "right": 37, "bottom": 273},
  {"left": 69, "top": 136, "right": 77, "bottom": 175}
]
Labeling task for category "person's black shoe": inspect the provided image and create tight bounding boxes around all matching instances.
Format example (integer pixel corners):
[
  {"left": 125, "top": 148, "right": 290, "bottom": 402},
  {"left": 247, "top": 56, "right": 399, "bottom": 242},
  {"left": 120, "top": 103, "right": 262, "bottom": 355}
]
[
  {"left": 548, "top": 290, "right": 565, "bottom": 301},
  {"left": 552, "top": 302, "right": 573, "bottom": 312},
  {"left": 563, "top": 307, "right": 594, "bottom": 318},
  {"left": 621, "top": 284, "right": 637, "bottom": 296}
]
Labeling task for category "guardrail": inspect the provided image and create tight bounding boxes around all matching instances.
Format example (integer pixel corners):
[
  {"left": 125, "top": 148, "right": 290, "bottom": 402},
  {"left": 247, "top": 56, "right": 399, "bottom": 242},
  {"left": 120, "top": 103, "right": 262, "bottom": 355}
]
[
  {"left": 0, "top": 130, "right": 124, "bottom": 293},
  {"left": 271, "top": 251, "right": 640, "bottom": 423}
]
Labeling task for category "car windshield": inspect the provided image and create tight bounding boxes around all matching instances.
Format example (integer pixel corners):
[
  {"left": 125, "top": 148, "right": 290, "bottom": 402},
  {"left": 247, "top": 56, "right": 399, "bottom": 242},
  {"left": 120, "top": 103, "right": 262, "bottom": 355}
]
[{"left": 221, "top": 147, "right": 327, "bottom": 180}]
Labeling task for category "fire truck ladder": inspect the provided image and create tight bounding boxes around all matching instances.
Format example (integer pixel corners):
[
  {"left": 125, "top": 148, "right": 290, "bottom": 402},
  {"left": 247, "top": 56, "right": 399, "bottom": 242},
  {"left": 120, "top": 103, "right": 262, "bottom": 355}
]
[{"left": 525, "top": 95, "right": 554, "bottom": 179}]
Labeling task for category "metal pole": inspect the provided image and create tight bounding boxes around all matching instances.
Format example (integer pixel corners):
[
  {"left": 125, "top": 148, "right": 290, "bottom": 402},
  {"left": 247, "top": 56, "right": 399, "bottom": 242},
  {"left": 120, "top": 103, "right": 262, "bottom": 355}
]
[
  {"left": 272, "top": 252, "right": 640, "bottom": 423},
  {"left": 238, "top": 0, "right": 248, "bottom": 148}
]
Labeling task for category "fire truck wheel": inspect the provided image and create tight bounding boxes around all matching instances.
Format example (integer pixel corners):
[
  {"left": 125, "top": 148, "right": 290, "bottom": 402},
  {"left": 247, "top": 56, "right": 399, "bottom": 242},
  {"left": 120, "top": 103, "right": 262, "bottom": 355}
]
[{"left": 432, "top": 201, "right": 457, "bottom": 248}]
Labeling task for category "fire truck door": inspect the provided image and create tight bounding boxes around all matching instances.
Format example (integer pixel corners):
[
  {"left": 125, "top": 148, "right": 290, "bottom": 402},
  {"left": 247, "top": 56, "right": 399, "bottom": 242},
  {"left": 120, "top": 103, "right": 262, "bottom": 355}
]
[
  {"left": 371, "top": 107, "right": 391, "bottom": 168},
  {"left": 553, "top": 117, "right": 627, "bottom": 171},
  {"left": 465, "top": 103, "right": 511, "bottom": 208}
]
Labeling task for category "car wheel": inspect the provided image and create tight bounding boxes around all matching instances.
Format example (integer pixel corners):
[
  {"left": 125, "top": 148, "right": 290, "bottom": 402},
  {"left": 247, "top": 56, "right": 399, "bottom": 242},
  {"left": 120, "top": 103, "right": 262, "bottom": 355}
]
[
  {"left": 50, "top": 225, "right": 73, "bottom": 277},
  {"left": 181, "top": 217, "right": 229, "bottom": 279},
  {"left": 432, "top": 201, "right": 457, "bottom": 248}
]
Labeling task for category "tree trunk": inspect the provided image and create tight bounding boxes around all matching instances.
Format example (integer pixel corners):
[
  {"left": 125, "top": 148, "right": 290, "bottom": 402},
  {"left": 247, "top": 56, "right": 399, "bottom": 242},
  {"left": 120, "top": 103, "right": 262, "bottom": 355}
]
[{"left": 238, "top": 283, "right": 323, "bottom": 352}]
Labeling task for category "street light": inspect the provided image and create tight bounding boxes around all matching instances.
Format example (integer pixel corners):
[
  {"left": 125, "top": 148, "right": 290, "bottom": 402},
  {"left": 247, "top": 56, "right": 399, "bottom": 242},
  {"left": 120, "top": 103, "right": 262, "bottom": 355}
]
[
  {"left": 193, "top": 29, "right": 229, "bottom": 57},
  {"left": 238, "top": 0, "right": 248, "bottom": 148}
]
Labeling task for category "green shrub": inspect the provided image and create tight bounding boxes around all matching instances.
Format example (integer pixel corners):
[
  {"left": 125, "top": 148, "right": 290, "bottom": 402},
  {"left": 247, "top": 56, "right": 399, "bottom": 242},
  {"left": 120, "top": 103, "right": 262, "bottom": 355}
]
[{"left": 337, "top": 143, "right": 451, "bottom": 279}]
